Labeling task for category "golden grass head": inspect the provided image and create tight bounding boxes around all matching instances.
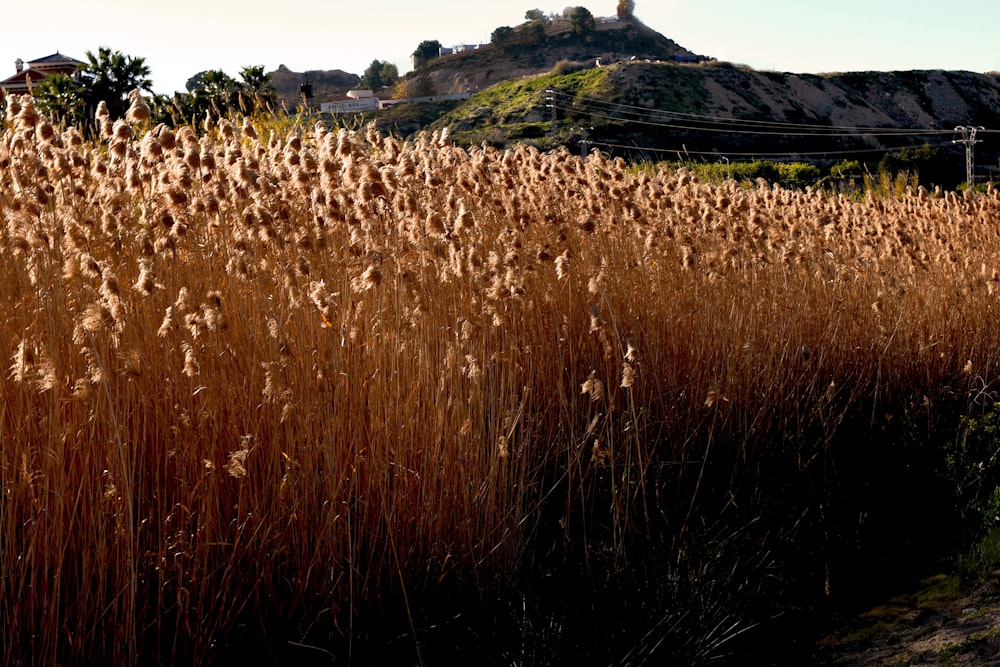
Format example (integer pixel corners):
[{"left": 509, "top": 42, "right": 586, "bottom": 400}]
[
  {"left": 14, "top": 96, "right": 38, "bottom": 131},
  {"left": 241, "top": 117, "right": 258, "bottom": 140},
  {"left": 125, "top": 90, "right": 150, "bottom": 124},
  {"left": 4, "top": 95, "right": 23, "bottom": 123},
  {"left": 581, "top": 370, "right": 605, "bottom": 402},
  {"left": 96, "top": 101, "right": 113, "bottom": 140},
  {"left": 621, "top": 362, "right": 635, "bottom": 389}
]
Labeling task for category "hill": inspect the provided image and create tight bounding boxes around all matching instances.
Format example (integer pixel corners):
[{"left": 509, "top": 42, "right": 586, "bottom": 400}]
[
  {"left": 264, "top": 14, "right": 696, "bottom": 107},
  {"left": 268, "top": 13, "right": 1000, "bottom": 187},
  {"left": 267, "top": 64, "right": 360, "bottom": 110},
  {"left": 426, "top": 61, "right": 1000, "bottom": 163},
  {"left": 399, "top": 15, "right": 702, "bottom": 97}
]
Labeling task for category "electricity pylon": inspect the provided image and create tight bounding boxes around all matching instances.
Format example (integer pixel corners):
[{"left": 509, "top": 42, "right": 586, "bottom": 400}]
[{"left": 954, "top": 126, "right": 984, "bottom": 186}]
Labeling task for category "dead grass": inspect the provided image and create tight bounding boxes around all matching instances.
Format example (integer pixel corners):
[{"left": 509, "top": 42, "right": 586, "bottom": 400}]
[{"left": 2, "top": 93, "right": 1000, "bottom": 664}]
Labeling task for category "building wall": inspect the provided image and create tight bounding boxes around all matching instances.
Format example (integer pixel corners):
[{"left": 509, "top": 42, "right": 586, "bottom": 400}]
[{"left": 320, "top": 97, "right": 380, "bottom": 113}]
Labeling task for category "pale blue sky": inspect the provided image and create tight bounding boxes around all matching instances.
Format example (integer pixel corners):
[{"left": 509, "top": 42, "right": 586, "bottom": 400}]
[{"left": 4, "top": 1, "right": 999, "bottom": 95}]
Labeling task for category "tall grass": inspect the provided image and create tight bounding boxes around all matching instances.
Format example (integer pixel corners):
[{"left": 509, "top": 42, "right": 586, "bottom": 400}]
[{"left": 2, "top": 93, "right": 1000, "bottom": 664}]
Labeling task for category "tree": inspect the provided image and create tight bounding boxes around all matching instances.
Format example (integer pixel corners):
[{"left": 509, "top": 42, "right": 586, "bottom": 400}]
[
  {"left": 185, "top": 71, "right": 209, "bottom": 93},
  {"left": 191, "top": 69, "right": 237, "bottom": 117},
  {"left": 84, "top": 47, "right": 152, "bottom": 119},
  {"left": 379, "top": 62, "right": 399, "bottom": 90},
  {"left": 567, "top": 6, "right": 595, "bottom": 35},
  {"left": 392, "top": 78, "right": 410, "bottom": 100},
  {"left": 34, "top": 73, "right": 85, "bottom": 126},
  {"left": 525, "top": 8, "right": 545, "bottom": 21},
  {"left": 410, "top": 73, "right": 436, "bottom": 98},
  {"left": 411, "top": 40, "right": 443, "bottom": 69},
  {"left": 617, "top": 0, "right": 636, "bottom": 18},
  {"left": 491, "top": 26, "right": 515, "bottom": 45},
  {"left": 361, "top": 60, "right": 399, "bottom": 92},
  {"left": 147, "top": 92, "right": 183, "bottom": 126},
  {"left": 236, "top": 65, "right": 277, "bottom": 113},
  {"left": 516, "top": 19, "right": 546, "bottom": 43}
]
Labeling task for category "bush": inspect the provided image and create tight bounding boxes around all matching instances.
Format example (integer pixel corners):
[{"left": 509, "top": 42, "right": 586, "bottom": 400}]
[{"left": 551, "top": 59, "right": 591, "bottom": 75}]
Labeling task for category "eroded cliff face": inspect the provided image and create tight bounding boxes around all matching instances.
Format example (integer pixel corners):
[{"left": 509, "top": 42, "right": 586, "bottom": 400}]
[
  {"left": 587, "top": 62, "right": 1000, "bottom": 158},
  {"left": 693, "top": 66, "right": 1000, "bottom": 130}
]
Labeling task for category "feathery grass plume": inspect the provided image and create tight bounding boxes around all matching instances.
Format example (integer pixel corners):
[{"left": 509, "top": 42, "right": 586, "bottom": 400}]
[
  {"left": 10, "top": 338, "right": 59, "bottom": 392},
  {"left": 581, "top": 370, "right": 605, "bottom": 402},
  {"left": 241, "top": 117, "right": 257, "bottom": 140},
  {"left": 157, "top": 124, "right": 177, "bottom": 150},
  {"left": 555, "top": 249, "right": 570, "bottom": 280},
  {"left": 73, "top": 303, "right": 115, "bottom": 346},
  {"left": 199, "top": 140, "right": 217, "bottom": 173},
  {"left": 463, "top": 354, "right": 482, "bottom": 382},
  {"left": 10, "top": 339, "right": 36, "bottom": 384},
  {"left": 183, "top": 145, "right": 201, "bottom": 171},
  {"left": 589, "top": 304, "right": 603, "bottom": 333},
  {"left": 36, "top": 120, "right": 55, "bottom": 143},
  {"left": 218, "top": 117, "right": 235, "bottom": 141},
  {"left": 4, "top": 94, "right": 23, "bottom": 123},
  {"left": 125, "top": 89, "right": 150, "bottom": 124},
  {"left": 225, "top": 447, "right": 250, "bottom": 478},
  {"left": 588, "top": 261, "right": 607, "bottom": 295},
  {"left": 352, "top": 263, "right": 383, "bottom": 291},
  {"left": 95, "top": 101, "right": 112, "bottom": 140},
  {"left": 621, "top": 362, "right": 635, "bottom": 389},
  {"left": 181, "top": 341, "right": 199, "bottom": 378},
  {"left": 15, "top": 95, "right": 39, "bottom": 132},
  {"left": 157, "top": 306, "right": 175, "bottom": 337}
]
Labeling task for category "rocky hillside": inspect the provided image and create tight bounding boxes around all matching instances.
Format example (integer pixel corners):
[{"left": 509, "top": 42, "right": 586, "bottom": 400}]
[
  {"left": 420, "top": 59, "right": 1000, "bottom": 185},
  {"left": 400, "top": 15, "right": 701, "bottom": 97},
  {"left": 265, "top": 15, "right": 697, "bottom": 106}
]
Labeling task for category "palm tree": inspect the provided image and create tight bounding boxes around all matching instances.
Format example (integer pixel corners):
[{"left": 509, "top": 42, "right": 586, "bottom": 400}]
[
  {"left": 34, "top": 73, "right": 85, "bottom": 127},
  {"left": 193, "top": 69, "right": 237, "bottom": 117},
  {"left": 236, "top": 65, "right": 277, "bottom": 114},
  {"left": 84, "top": 47, "right": 153, "bottom": 119}
]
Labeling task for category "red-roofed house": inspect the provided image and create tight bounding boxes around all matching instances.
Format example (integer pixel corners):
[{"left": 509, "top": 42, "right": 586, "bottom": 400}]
[{"left": 1, "top": 52, "right": 86, "bottom": 98}]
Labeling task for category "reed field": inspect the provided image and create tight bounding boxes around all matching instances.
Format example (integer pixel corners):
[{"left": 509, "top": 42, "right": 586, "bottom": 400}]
[{"left": 3, "top": 92, "right": 1000, "bottom": 665}]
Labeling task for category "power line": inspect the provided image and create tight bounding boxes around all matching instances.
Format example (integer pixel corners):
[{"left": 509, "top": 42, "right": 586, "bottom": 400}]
[
  {"left": 551, "top": 102, "right": 955, "bottom": 139},
  {"left": 543, "top": 88, "right": 989, "bottom": 165},
  {"left": 587, "top": 139, "right": 955, "bottom": 160},
  {"left": 544, "top": 89, "right": 959, "bottom": 136},
  {"left": 548, "top": 100, "right": 956, "bottom": 139}
]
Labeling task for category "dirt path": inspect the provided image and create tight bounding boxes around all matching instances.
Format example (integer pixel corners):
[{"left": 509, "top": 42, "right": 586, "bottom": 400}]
[{"left": 818, "top": 573, "right": 1000, "bottom": 666}]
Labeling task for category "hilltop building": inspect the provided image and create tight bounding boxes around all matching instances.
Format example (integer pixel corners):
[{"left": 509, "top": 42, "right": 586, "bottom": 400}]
[{"left": 0, "top": 52, "right": 86, "bottom": 97}]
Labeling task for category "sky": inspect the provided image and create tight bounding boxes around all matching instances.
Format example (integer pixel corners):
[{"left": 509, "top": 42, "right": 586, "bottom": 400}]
[{"left": 3, "top": 0, "right": 1000, "bottom": 96}]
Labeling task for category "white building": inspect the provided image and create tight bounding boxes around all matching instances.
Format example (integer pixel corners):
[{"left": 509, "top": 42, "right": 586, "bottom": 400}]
[{"left": 320, "top": 89, "right": 380, "bottom": 113}]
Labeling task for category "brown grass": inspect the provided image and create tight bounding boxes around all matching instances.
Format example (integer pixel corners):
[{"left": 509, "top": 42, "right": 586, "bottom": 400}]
[{"left": 2, "top": 92, "right": 1000, "bottom": 664}]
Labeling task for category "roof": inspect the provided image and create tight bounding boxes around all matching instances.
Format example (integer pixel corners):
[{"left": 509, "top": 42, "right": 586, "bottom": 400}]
[
  {"left": 28, "top": 52, "right": 86, "bottom": 67},
  {"left": 1, "top": 52, "right": 85, "bottom": 96},
  {"left": 0, "top": 68, "right": 47, "bottom": 87}
]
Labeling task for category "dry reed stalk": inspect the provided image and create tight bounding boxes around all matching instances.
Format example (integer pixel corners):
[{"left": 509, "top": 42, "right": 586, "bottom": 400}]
[{"left": 3, "top": 94, "right": 1000, "bottom": 663}]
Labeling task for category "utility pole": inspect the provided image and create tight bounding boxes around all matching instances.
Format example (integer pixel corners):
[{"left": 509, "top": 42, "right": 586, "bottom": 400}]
[
  {"left": 578, "top": 126, "right": 590, "bottom": 157},
  {"left": 954, "top": 126, "right": 984, "bottom": 186}
]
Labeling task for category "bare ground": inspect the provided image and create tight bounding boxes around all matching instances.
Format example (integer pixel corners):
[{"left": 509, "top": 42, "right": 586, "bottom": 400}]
[{"left": 819, "top": 574, "right": 1000, "bottom": 666}]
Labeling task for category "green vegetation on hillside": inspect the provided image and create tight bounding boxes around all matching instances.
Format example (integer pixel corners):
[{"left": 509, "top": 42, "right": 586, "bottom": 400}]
[{"left": 426, "top": 62, "right": 716, "bottom": 151}]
